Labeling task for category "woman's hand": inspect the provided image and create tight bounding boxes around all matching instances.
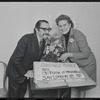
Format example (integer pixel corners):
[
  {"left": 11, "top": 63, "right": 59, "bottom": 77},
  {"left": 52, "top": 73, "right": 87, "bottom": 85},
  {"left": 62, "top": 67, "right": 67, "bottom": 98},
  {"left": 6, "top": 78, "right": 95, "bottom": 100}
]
[{"left": 58, "top": 53, "right": 73, "bottom": 62}]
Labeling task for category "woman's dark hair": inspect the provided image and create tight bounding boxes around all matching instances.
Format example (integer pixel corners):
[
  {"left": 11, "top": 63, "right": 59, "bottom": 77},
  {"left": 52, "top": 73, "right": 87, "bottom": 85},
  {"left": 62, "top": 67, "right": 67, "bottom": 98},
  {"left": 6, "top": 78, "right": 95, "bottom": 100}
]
[
  {"left": 34, "top": 20, "right": 49, "bottom": 33},
  {"left": 55, "top": 14, "right": 74, "bottom": 28}
]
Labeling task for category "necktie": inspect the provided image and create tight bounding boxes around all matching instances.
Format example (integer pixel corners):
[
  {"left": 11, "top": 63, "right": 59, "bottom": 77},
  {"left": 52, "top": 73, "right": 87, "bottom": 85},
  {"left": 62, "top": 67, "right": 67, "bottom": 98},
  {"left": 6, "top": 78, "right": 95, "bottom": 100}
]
[{"left": 39, "top": 39, "right": 45, "bottom": 58}]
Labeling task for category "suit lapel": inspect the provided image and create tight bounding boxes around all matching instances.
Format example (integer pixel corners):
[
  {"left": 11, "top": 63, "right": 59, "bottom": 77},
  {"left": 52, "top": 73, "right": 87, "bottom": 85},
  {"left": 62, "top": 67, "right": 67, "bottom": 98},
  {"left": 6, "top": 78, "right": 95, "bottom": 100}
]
[
  {"left": 31, "top": 33, "right": 40, "bottom": 60},
  {"left": 33, "top": 33, "right": 40, "bottom": 51},
  {"left": 32, "top": 33, "right": 45, "bottom": 60},
  {"left": 67, "top": 28, "right": 74, "bottom": 52}
]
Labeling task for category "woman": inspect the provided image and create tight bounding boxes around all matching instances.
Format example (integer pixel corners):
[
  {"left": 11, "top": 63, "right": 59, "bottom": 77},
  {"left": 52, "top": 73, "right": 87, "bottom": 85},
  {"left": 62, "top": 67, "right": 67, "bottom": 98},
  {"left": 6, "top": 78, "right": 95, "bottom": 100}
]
[{"left": 55, "top": 14, "right": 97, "bottom": 98}]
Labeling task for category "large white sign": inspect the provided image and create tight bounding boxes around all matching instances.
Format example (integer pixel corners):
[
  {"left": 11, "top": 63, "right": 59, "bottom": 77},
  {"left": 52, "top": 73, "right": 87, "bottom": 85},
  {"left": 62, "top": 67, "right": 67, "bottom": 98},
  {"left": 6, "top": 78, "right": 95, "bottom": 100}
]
[
  {"left": 33, "top": 62, "right": 96, "bottom": 88},
  {"left": 33, "top": 62, "right": 85, "bottom": 81}
]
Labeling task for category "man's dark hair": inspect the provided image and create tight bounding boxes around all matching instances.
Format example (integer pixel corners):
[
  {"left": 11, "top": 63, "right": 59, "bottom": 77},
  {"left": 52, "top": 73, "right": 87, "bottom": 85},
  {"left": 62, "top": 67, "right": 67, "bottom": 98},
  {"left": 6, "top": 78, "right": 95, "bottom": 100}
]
[
  {"left": 34, "top": 20, "right": 49, "bottom": 33},
  {"left": 55, "top": 14, "right": 74, "bottom": 28}
]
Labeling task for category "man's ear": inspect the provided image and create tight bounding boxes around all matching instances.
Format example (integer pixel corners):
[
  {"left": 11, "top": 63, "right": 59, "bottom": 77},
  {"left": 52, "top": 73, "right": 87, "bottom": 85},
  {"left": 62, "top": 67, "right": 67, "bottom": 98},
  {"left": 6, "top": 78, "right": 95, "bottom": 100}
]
[{"left": 35, "top": 28, "right": 39, "bottom": 33}]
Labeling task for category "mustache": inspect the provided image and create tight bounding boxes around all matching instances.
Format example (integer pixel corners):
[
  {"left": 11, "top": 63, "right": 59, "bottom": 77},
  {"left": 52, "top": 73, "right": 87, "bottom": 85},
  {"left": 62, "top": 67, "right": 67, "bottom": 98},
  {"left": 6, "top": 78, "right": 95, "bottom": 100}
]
[{"left": 43, "top": 33, "right": 50, "bottom": 36}]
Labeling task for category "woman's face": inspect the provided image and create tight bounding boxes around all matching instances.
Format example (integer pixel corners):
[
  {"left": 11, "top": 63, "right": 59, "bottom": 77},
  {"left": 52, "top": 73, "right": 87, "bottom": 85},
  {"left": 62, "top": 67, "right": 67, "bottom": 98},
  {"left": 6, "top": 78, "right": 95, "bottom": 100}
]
[{"left": 58, "top": 19, "right": 71, "bottom": 34}]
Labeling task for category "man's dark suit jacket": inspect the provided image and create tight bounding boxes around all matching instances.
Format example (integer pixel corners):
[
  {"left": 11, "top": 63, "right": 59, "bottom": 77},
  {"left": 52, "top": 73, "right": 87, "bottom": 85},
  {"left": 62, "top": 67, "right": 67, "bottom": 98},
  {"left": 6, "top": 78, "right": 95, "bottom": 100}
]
[
  {"left": 6, "top": 33, "right": 41, "bottom": 83},
  {"left": 6, "top": 32, "right": 71, "bottom": 98}
]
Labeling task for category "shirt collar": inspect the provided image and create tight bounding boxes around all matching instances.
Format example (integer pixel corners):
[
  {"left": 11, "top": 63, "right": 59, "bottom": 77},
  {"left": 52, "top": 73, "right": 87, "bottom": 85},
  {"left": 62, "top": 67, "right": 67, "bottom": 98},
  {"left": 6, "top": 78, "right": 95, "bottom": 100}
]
[{"left": 36, "top": 33, "right": 42, "bottom": 43}]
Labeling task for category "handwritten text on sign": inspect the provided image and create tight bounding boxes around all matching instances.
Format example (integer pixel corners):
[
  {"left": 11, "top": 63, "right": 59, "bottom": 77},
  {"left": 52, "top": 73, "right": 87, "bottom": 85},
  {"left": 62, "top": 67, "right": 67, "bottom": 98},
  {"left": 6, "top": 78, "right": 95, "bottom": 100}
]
[{"left": 33, "top": 62, "right": 85, "bottom": 81}]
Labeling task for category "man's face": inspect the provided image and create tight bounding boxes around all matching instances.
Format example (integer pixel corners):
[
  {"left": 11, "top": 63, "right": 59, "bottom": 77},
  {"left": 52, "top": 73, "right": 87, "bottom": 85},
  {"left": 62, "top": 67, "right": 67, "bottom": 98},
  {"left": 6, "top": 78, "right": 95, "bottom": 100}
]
[
  {"left": 36, "top": 22, "right": 51, "bottom": 40},
  {"left": 58, "top": 20, "right": 71, "bottom": 34}
]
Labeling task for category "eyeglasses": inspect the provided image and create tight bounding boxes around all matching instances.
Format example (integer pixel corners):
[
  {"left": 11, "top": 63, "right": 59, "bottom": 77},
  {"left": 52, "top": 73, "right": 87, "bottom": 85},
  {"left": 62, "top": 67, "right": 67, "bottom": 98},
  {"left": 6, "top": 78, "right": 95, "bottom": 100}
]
[{"left": 39, "top": 27, "right": 52, "bottom": 32}]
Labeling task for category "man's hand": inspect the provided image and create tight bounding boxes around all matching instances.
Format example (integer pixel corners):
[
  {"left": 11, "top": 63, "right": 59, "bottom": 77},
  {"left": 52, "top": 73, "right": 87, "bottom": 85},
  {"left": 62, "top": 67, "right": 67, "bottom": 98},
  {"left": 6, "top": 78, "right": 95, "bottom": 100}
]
[{"left": 24, "top": 70, "right": 34, "bottom": 79}]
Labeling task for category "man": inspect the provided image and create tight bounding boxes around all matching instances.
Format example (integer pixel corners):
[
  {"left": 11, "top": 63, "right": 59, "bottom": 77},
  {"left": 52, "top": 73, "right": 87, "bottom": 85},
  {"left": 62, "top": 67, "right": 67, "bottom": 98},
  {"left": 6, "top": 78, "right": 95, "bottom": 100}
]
[{"left": 6, "top": 20, "right": 52, "bottom": 98}]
